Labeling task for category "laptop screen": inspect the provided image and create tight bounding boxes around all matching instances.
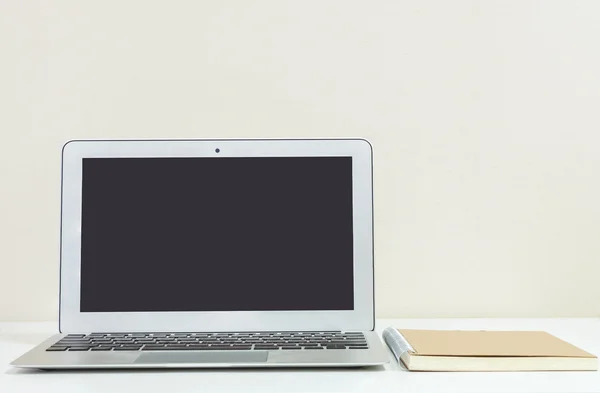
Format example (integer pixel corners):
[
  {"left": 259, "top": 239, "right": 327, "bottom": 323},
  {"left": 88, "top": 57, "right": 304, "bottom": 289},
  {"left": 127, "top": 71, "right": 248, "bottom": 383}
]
[{"left": 79, "top": 157, "right": 354, "bottom": 313}]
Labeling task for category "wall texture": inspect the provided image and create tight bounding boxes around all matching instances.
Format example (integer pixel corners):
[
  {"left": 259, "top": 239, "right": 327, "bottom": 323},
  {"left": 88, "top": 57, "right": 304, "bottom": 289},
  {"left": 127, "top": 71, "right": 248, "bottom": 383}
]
[{"left": 1, "top": 1, "right": 599, "bottom": 321}]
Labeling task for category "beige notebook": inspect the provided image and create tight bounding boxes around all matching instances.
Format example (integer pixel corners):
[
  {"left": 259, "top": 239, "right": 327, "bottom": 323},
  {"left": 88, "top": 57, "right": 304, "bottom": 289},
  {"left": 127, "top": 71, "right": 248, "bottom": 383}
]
[{"left": 382, "top": 328, "right": 598, "bottom": 371}]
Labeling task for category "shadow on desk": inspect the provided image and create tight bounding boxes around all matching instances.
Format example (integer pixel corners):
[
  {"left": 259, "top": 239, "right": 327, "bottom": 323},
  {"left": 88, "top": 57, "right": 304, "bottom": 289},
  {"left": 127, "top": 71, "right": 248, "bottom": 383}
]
[{"left": 6, "top": 365, "right": 388, "bottom": 375}]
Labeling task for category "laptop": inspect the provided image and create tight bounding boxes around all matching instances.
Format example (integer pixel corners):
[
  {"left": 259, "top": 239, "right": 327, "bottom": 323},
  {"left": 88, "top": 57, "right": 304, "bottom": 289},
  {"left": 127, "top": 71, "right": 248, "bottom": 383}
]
[{"left": 11, "top": 138, "right": 388, "bottom": 369}]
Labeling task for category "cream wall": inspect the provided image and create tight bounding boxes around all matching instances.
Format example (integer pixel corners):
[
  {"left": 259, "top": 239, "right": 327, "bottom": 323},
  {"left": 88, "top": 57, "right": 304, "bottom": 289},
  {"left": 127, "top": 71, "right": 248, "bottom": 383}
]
[{"left": 1, "top": 1, "right": 599, "bottom": 321}]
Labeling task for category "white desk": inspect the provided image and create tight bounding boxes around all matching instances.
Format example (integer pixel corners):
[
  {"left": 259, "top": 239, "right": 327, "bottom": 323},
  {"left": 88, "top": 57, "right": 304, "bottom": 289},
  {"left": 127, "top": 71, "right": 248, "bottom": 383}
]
[{"left": 1, "top": 319, "right": 599, "bottom": 393}]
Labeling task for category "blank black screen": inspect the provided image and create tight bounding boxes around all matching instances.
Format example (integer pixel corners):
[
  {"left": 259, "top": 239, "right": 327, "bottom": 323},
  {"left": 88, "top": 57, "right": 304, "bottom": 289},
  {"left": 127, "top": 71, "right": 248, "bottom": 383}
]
[{"left": 80, "top": 157, "right": 354, "bottom": 312}]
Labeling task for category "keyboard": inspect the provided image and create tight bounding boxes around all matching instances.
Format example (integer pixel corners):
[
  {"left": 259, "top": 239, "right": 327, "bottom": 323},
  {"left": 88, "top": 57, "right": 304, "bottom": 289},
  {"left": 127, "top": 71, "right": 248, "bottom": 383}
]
[{"left": 46, "top": 332, "right": 368, "bottom": 351}]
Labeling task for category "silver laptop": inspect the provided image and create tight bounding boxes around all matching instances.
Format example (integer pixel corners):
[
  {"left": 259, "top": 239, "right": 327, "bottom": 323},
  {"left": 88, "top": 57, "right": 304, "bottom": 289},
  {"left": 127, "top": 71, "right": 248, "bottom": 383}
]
[{"left": 11, "top": 138, "right": 388, "bottom": 369}]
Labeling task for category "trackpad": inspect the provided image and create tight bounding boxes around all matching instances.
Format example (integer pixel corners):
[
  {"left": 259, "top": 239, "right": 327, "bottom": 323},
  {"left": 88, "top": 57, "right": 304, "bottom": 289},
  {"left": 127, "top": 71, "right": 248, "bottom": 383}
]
[{"left": 134, "top": 351, "right": 268, "bottom": 364}]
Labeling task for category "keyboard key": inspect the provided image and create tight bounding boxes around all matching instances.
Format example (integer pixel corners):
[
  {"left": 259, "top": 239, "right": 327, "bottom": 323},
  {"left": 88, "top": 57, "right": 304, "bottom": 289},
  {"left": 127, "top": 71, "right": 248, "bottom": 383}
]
[
  {"left": 46, "top": 347, "right": 68, "bottom": 351},
  {"left": 61, "top": 343, "right": 94, "bottom": 348},
  {"left": 230, "top": 343, "right": 252, "bottom": 348},
  {"left": 329, "top": 341, "right": 365, "bottom": 345},
  {"left": 68, "top": 347, "right": 91, "bottom": 351},
  {"left": 254, "top": 345, "right": 278, "bottom": 350},
  {"left": 303, "top": 347, "right": 324, "bottom": 350},
  {"left": 186, "top": 344, "right": 210, "bottom": 349},
  {"left": 326, "top": 344, "right": 347, "bottom": 349},
  {"left": 164, "top": 344, "right": 188, "bottom": 349},
  {"left": 57, "top": 342, "right": 90, "bottom": 346},
  {"left": 90, "top": 347, "right": 112, "bottom": 351}
]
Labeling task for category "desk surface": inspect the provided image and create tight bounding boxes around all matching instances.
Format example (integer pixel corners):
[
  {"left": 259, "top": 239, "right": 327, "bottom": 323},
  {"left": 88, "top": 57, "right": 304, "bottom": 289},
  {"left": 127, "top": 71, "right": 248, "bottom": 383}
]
[{"left": 1, "top": 318, "right": 599, "bottom": 393}]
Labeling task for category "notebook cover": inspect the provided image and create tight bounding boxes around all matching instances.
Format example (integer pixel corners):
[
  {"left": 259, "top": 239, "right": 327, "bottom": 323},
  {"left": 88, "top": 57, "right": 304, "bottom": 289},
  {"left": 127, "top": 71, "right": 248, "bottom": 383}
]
[{"left": 398, "top": 329, "right": 596, "bottom": 358}]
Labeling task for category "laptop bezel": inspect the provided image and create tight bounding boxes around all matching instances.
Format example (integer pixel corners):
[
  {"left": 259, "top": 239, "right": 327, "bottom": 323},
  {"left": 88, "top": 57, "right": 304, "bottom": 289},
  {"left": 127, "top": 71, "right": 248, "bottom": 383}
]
[{"left": 59, "top": 139, "right": 374, "bottom": 333}]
